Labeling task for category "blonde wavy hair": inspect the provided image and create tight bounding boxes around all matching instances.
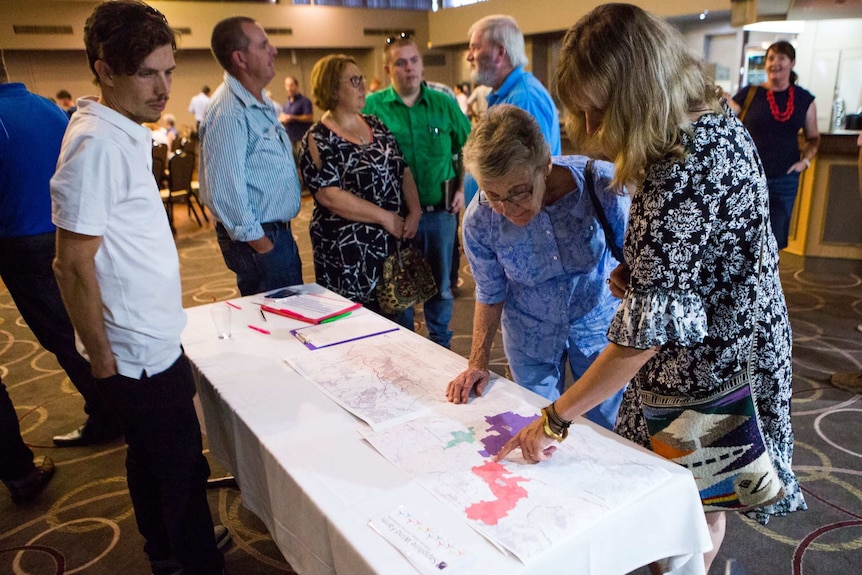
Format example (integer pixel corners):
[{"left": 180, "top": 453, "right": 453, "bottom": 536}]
[{"left": 554, "top": 3, "right": 722, "bottom": 188}]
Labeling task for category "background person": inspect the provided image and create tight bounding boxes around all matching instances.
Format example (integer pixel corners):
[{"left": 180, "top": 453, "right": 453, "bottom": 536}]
[
  {"left": 492, "top": 6, "right": 805, "bottom": 573},
  {"left": 50, "top": 2, "right": 227, "bottom": 572},
  {"left": 201, "top": 16, "right": 303, "bottom": 296},
  {"left": 188, "top": 85, "right": 210, "bottom": 131},
  {"left": 446, "top": 104, "right": 629, "bottom": 431},
  {"left": 0, "top": 47, "right": 121, "bottom": 448},
  {"left": 56, "top": 88, "right": 77, "bottom": 118},
  {"left": 300, "top": 54, "right": 420, "bottom": 326},
  {"left": 462, "top": 14, "right": 561, "bottom": 207},
  {"left": 363, "top": 35, "right": 471, "bottom": 348},
  {"left": 0, "top": 374, "right": 55, "bottom": 503},
  {"left": 467, "top": 83, "right": 490, "bottom": 125},
  {"left": 278, "top": 75, "right": 314, "bottom": 181},
  {"left": 730, "top": 41, "right": 819, "bottom": 250},
  {"left": 454, "top": 82, "right": 470, "bottom": 116}
]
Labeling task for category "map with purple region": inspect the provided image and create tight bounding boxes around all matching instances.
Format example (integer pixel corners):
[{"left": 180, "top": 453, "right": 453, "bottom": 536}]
[
  {"left": 363, "top": 389, "right": 673, "bottom": 563},
  {"left": 478, "top": 411, "right": 536, "bottom": 457}
]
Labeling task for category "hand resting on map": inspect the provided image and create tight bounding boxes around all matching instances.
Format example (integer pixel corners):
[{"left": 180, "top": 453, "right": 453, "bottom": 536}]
[{"left": 446, "top": 366, "right": 490, "bottom": 404}]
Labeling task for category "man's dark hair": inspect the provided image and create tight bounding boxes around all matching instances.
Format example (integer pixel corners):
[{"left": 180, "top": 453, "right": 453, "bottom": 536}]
[
  {"left": 56, "top": 89, "right": 72, "bottom": 100},
  {"left": 84, "top": 0, "right": 176, "bottom": 84},
  {"left": 211, "top": 16, "right": 255, "bottom": 73},
  {"left": 202, "top": 85, "right": 211, "bottom": 95}
]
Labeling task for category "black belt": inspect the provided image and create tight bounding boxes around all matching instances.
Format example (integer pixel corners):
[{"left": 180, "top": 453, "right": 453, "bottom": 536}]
[
  {"left": 422, "top": 203, "right": 447, "bottom": 213},
  {"left": 261, "top": 221, "right": 290, "bottom": 232}
]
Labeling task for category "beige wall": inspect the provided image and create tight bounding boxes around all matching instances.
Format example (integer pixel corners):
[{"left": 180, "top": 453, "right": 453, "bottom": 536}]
[{"left": 427, "top": 0, "right": 729, "bottom": 47}]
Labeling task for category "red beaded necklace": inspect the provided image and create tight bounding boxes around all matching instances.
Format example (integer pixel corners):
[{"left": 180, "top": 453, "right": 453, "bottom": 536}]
[{"left": 766, "top": 86, "right": 795, "bottom": 122}]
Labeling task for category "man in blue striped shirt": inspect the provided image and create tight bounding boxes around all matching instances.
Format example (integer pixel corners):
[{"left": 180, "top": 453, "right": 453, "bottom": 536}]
[{"left": 200, "top": 16, "right": 303, "bottom": 296}]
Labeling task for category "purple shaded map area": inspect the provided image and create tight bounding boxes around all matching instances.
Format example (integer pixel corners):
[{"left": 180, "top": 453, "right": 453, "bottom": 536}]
[
  {"left": 478, "top": 411, "right": 537, "bottom": 457},
  {"left": 465, "top": 460, "right": 530, "bottom": 525}
]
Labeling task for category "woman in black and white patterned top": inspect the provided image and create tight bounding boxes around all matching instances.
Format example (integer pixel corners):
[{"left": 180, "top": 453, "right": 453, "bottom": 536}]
[
  {"left": 301, "top": 54, "right": 421, "bottom": 326},
  {"left": 494, "top": 5, "right": 805, "bottom": 572}
]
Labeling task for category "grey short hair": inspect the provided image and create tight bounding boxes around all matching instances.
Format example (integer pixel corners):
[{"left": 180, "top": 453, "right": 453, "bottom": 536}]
[
  {"left": 463, "top": 104, "right": 549, "bottom": 181},
  {"left": 468, "top": 14, "right": 528, "bottom": 69}
]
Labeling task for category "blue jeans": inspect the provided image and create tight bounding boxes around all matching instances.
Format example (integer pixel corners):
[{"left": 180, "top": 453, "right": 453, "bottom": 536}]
[
  {"left": 403, "top": 211, "right": 457, "bottom": 347},
  {"left": 0, "top": 232, "right": 119, "bottom": 435},
  {"left": 215, "top": 222, "right": 302, "bottom": 296},
  {"left": 0, "top": 375, "right": 34, "bottom": 482},
  {"left": 766, "top": 172, "right": 801, "bottom": 250},
  {"left": 98, "top": 354, "right": 223, "bottom": 574},
  {"left": 506, "top": 342, "right": 625, "bottom": 431}
]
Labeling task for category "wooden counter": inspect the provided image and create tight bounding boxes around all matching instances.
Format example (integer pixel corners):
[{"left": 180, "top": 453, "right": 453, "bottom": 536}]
[{"left": 787, "top": 131, "right": 862, "bottom": 268}]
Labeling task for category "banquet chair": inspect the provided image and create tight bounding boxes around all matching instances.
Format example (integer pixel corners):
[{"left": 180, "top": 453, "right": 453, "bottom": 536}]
[
  {"left": 160, "top": 151, "right": 206, "bottom": 230},
  {"left": 152, "top": 156, "right": 165, "bottom": 188},
  {"left": 152, "top": 143, "right": 169, "bottom": 189}
]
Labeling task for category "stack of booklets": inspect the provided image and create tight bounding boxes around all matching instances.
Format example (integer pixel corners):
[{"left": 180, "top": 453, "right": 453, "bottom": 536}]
[{"left": 260, "top": 293, "right": 361, "bottom": 324}]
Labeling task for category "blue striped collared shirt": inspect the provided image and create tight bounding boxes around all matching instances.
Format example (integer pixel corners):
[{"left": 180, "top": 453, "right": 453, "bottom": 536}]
[{"left": 199, "top": 72, "right": 301, "bottom": 242}]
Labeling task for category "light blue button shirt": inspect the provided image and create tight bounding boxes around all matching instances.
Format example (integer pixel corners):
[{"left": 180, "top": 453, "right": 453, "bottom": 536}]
[
  {"left": 486, "top": 66, "right": 561, "bottom": 155},
  {"left": 463, "top": 156, "right": 630, "bottom": 365},
  {"left": 199, "top": 72, "right": 301, "bottom": 242}
]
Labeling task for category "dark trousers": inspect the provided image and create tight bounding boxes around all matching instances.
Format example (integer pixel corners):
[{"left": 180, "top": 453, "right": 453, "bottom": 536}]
[
  {"left": 215, "top": 222, "right": 302, "bottom": 296},
  {"left": 0, "top": 375, "right": 34, "bottom": 482},
  {"left": 0, "top": 232, "right": 118, "bottom": 433},
  {"left": 99, "top": 354, "right": 222, "bottom": 574}
]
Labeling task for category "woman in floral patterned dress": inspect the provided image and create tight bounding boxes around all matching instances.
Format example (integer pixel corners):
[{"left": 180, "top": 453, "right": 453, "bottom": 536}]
[
  {"left": 301, "top": 54, "right": 421, "bottom": 325},
  {"left": 494, "top": 4, "right": 805, "bottom": 572}
]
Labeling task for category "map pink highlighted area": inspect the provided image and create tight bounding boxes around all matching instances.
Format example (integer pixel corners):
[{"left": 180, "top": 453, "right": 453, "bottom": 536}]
[{"left": 465, "top": 460, "right": 529, "bottom": 525}]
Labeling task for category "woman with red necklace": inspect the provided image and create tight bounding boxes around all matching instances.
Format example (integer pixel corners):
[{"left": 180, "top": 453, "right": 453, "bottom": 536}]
[{"left": 730, "top": 41, "right": 820, "bottom": 250}]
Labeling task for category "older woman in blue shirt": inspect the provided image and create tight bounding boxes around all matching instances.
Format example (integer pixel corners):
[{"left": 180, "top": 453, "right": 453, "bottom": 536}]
[{"left": 446, "top": 105, "right": 629, "bottom": 430}]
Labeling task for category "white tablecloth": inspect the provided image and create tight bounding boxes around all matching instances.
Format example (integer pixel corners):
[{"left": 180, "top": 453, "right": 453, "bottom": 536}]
[{"left": 183, "top": 286, "right": 712, "bottom": 575}]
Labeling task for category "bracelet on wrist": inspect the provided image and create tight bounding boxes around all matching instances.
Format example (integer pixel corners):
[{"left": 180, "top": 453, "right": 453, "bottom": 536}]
[
  {"left": 801, "top": 157, "right": 811, "bottom": 169},
  {"left": 541, "top": 408, "right": 568, "bottom": 442},
  {"left": 546, "top": 401, "right": 573, "bottom": 428}
]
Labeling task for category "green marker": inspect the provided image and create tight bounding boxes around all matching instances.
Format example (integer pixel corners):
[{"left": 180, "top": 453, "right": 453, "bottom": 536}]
[{"left": 320, "top": 311, "right": 352, "bottom": 324}]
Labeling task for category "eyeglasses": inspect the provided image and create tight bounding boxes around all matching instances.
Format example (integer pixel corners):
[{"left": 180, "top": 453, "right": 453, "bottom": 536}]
[
  {"left": 477, "top": 168, "right": 540, "bottom": 206},
  {"left": 386, "top": 32, "right": 412, "bottom": 45},
  {"left": 345, "top": 75, "right": 366, "bottom": 88}
]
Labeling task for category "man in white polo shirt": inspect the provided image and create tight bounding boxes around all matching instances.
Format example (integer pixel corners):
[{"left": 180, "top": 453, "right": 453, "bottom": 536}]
[{"left": 50, "top": 2, "right": 227, "bottom": 573}]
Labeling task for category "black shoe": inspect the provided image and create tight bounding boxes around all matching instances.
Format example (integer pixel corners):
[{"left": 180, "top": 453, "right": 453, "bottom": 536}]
[
  {"left": 53, "top": 423, "right": 123, "bottom": 447},
  {"left": 214, "top": 525, "right": 232, "bottom": 550},
  {"left": 149, "top": 526, "right": 231, "bottom": 575},
  {"left": 5, "top": 455, "right": 55, "bottom": 503}
]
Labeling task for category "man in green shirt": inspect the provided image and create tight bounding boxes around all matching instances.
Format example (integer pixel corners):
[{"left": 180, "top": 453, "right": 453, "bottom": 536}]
[{"left": 364, "top": 35, "right": 471, "bottom": 348}]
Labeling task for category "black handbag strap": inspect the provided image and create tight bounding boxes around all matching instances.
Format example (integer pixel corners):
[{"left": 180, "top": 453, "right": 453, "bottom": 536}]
[{"left": 584, "top": 160, "right": 625, "bottom": 264}]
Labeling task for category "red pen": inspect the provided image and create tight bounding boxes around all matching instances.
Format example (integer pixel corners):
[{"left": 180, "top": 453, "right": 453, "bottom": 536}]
[
  {"left": 225, "top": 301, "right": 242, "bottom": 310},
  {"left": 247, "top": 324, "right": 270, "bottom": 335}
]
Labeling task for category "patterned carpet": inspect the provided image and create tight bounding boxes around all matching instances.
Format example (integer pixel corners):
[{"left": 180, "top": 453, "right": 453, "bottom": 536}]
[{"left": 1, "top": 196, "right": 861, "bottom": 574}]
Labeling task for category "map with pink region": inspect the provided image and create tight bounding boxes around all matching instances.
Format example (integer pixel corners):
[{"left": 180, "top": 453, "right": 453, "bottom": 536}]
[
  {"left": 363, "top": 390, "right": 672, "bottom": 563},
  {"left": 465, "top": 460, "right": 529, "bottom": 525}
]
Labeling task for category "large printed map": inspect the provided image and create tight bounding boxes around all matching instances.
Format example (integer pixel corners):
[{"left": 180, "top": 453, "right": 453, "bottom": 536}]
[
  {"left": 363, "top": 392, "right": 672, "bottom": 563},
  {"left": 287, "top": 330, "right": 673, "bottom": 563},
  {"left": 286, "top": 330, "right": 464, "bottom": 429}
]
